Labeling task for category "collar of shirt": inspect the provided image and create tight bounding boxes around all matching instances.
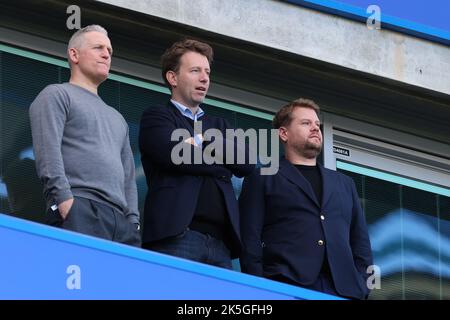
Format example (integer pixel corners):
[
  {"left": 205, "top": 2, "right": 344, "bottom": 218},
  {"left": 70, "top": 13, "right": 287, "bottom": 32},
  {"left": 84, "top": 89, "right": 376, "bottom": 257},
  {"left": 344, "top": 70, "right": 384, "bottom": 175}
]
[{"left": 171, "top": 99, "right": 205, "bottom": 121}]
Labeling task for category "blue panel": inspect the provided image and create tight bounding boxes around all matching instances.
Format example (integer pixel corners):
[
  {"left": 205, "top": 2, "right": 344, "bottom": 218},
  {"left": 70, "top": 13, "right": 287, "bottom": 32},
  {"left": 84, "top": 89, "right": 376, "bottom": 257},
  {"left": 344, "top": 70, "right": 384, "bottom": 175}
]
[
  {"left": 0, "top": 214, "right": 341, "bottom": 300},
  {"left": 284, "top": 0, "right": 450, "bottom": 45}
]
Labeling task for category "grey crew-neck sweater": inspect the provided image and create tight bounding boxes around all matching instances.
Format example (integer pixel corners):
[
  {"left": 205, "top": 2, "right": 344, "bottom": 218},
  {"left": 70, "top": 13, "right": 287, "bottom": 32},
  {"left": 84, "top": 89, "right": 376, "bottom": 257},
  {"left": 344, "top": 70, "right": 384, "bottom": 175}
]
[{"left": 29, "top": 83, "right": 139, "bottom": 224}]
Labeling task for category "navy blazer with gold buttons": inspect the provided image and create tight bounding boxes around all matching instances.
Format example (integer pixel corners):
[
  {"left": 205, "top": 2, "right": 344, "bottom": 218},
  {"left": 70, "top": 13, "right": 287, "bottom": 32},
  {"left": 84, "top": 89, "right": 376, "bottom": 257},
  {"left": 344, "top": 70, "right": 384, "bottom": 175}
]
[{"left": 239, "top": 157, "right": 373, "bottom": 299}]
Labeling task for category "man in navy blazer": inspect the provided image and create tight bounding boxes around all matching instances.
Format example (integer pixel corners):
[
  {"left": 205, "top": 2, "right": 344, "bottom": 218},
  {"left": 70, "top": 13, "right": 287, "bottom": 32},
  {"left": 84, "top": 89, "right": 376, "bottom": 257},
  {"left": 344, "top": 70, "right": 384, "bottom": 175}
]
[
  {"left": 139, "top": 39, "right": 254, "bottom": 268},
  {"left": 239, "top": 98, "right": 373, "bottom": 299}
]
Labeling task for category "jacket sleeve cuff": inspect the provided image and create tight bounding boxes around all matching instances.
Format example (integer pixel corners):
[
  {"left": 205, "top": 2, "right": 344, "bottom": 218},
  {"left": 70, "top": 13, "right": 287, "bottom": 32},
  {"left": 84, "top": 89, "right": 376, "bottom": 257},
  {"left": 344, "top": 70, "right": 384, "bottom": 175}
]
[{"left": 126, "top": 214, "right": 140, "bottom": 225}]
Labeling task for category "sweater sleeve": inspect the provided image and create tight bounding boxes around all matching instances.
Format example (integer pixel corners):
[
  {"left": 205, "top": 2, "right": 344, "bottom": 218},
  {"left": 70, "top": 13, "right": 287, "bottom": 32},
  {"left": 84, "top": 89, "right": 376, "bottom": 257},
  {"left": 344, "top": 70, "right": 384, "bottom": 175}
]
[
  {"left": 29, "top": 85, "right": 73, "bottom": 207},
  {"left": 121, "top": 125, "right": 140, "bottom": 224}
]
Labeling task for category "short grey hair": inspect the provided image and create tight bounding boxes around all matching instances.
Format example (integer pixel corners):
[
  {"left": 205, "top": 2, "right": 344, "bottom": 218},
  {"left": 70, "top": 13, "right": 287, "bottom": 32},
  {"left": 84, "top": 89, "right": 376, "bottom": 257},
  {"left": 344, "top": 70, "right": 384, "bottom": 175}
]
[{"left": 67, "top": 24, "right": 108, "bottom": 51}]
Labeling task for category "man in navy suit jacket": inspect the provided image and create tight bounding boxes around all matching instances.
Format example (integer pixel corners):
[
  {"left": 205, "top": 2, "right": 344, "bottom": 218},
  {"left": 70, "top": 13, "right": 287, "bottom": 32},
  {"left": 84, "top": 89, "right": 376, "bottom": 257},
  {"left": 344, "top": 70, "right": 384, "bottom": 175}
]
[
  {"left": 239, "top": 98, "right": 373, "bottom": 299},
  {"left": 139, "top": 39, "right": 254, "bottom": 268}
]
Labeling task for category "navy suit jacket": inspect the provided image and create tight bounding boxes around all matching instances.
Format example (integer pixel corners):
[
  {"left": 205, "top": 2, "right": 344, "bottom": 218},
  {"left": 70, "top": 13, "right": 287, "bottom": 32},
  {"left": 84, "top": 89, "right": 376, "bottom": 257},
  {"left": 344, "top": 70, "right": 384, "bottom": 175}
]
[
  {"left": 239, "top": 157, "right": 373, "bottom": 299},
  {"left": 139, "top": 102, "right": 254, "bottom": 257}
]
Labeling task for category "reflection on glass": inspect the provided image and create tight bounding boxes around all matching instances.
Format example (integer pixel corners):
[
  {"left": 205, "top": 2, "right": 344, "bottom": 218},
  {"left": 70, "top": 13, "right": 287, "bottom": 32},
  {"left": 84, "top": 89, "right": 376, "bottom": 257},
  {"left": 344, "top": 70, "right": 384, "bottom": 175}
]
[{"left": 340, "top": 168, "right": 449, "bottom": 300}]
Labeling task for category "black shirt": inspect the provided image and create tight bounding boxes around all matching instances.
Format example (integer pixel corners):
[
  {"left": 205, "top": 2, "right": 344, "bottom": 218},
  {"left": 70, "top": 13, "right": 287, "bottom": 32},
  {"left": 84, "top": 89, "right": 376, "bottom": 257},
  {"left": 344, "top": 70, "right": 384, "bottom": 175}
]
[
  {"left": 294, "top": 164, "right": 331, "bottom": 276},
  {"left": 294, "top": 164, "right": 322, "bottom": 205}
]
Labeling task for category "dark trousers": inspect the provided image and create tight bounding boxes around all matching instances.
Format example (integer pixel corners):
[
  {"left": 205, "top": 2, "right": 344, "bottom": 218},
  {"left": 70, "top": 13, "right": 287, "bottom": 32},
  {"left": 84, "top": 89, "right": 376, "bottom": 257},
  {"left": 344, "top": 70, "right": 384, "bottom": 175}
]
[
  {"left": 268, "top": 272, "right": 340, "bottom": 298},
  {"left": 303, "top": 272, "right": 340, "bottom": 297},
  {"left": 46, "top": 196, "right": 141, "bottom": 247},
  {"left": 143, "top": 229, "right": 232, "bottom": 269}
]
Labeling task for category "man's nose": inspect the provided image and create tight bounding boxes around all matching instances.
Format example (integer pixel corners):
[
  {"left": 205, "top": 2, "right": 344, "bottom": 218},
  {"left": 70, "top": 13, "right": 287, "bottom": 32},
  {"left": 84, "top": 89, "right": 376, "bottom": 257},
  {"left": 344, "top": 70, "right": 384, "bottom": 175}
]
[
  {"left": 101, "top": 48, "right": 110, "bottom": 59},
  {"left": 200, "top": 71, "right": 209, "bottom": 83}
]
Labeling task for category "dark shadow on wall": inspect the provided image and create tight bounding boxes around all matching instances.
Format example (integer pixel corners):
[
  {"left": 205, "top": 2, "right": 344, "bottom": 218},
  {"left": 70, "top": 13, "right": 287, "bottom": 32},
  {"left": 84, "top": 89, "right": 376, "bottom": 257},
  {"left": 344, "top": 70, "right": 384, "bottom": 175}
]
[{"left": 2, "top": 158, "right": 46, "bottom": 223}]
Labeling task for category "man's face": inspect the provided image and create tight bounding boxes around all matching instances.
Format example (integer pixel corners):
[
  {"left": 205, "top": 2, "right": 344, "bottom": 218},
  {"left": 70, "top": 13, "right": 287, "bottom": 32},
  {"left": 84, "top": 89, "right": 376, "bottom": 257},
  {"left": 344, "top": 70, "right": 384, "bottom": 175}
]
[
  {"left": 168, "top": 51, "right": 210, "bottom": 109},
  {"left": 73, "top": 31, "right": 112, "bottom": 84},
  {"left": 280, "top": 107, "right": 322, "bottom": 159}
]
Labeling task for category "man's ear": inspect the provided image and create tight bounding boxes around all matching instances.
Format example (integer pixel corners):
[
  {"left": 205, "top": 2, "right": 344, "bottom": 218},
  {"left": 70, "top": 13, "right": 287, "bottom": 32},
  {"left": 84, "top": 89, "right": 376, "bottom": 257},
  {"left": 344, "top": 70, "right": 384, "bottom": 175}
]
[
  {"left": 166, "top": 71, "right": 177, "bottom": 88},
  {"left": 279, "top": 127, "right": 288, "bottom": 143},
  {"left": 68, "top": 48, "right": 79, "bottom": 65}
]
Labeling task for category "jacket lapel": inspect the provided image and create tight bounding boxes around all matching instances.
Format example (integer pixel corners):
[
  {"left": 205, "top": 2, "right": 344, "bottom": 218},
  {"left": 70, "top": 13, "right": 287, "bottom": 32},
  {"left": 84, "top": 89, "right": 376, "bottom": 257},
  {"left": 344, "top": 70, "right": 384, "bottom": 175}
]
[
  {"left": 279, "top": 157, "right": 320, "bottom": 208},
  {"left": 318, "top": 164, "right": 333, "bottom": 209}
]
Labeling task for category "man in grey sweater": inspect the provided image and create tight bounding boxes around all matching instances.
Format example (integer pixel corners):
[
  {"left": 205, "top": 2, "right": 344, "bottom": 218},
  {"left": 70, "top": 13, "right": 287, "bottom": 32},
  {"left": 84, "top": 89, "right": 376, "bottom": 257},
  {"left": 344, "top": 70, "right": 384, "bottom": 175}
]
[{"left": 29, "top": 25, "right": 140, "bottom": 246}]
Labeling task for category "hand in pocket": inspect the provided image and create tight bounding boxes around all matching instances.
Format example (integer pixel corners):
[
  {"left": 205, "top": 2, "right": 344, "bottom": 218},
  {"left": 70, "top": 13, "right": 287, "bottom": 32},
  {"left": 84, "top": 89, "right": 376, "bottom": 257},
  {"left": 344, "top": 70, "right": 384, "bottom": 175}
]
[{"left": 58, "top": 198, "right": 74, "bottom": 220}]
